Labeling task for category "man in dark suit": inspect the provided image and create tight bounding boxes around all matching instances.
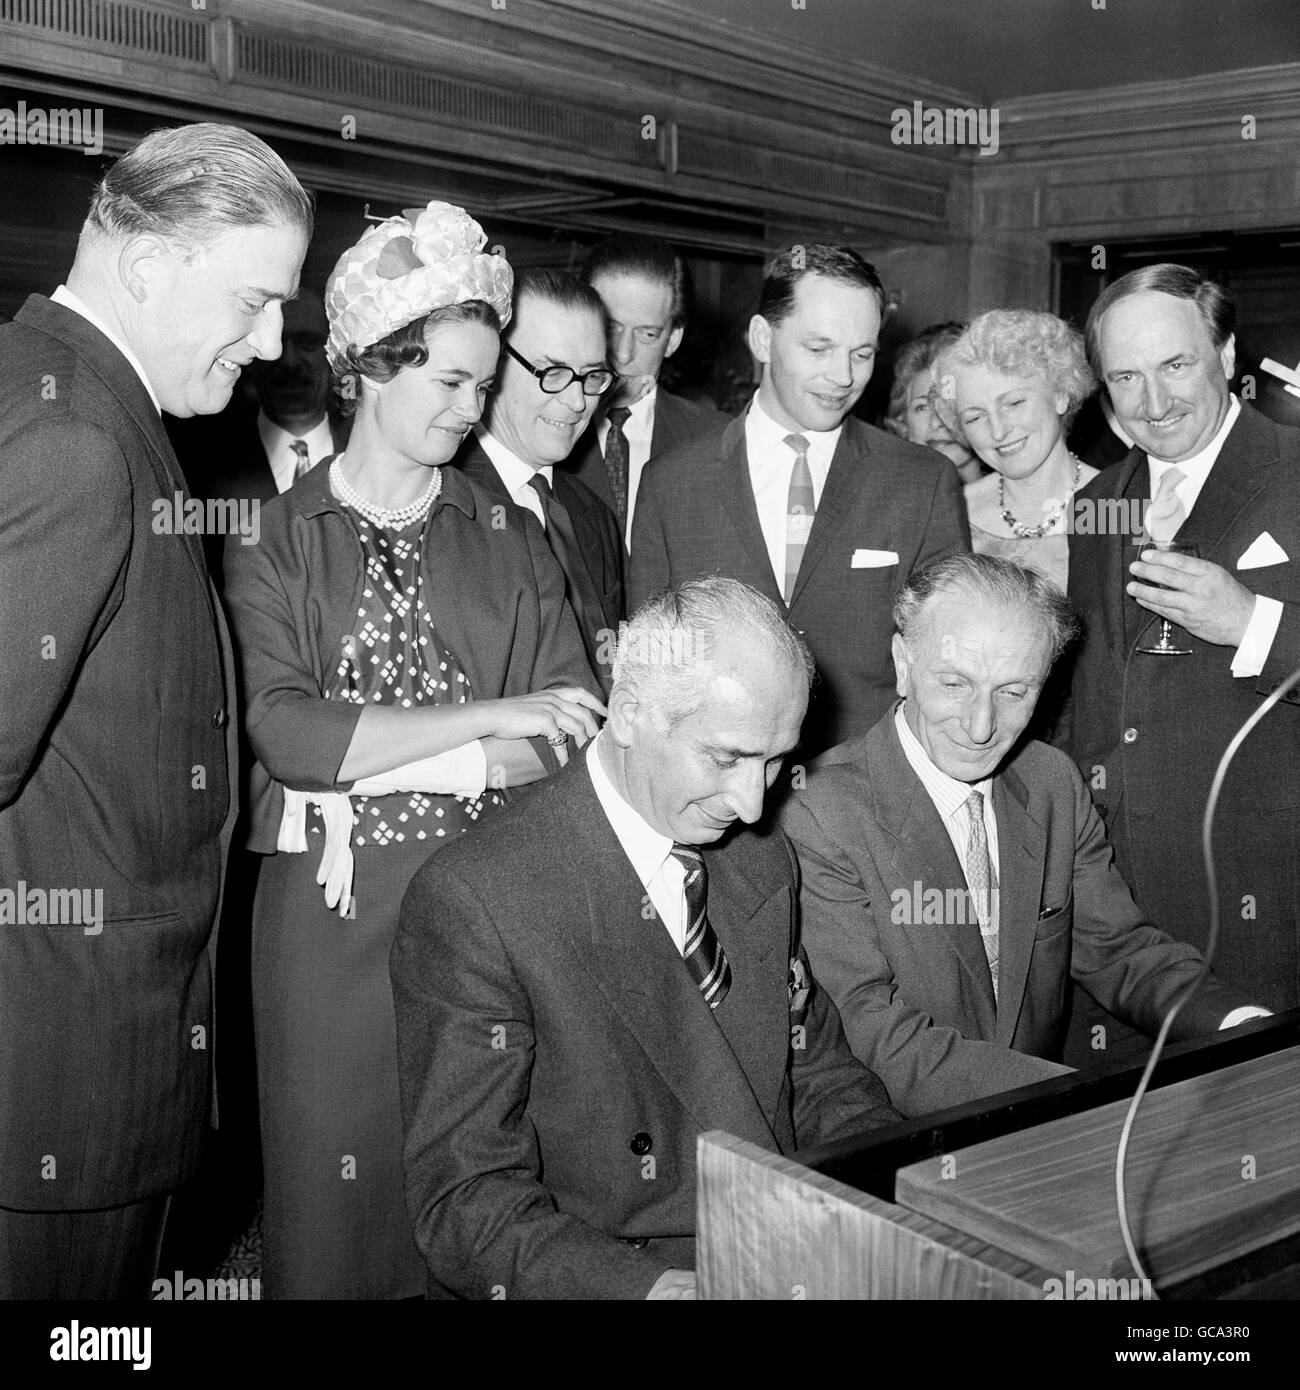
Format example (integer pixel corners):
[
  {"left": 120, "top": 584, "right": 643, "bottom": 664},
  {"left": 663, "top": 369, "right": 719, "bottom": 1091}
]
[
  {"left": 461, "top": 268, "right": 623, "bottom": 693},
  {"left": 782, "top": 554, "right": 1265, "bottom": 1118},
  {"left": 0, "top": 123, "right": 311, "bottom": 1298},
  {"left": 392, "top": 577, "right": 901, "bottom": 1300},
  {"left": 1065, "top": 264, "right": 1300, "bottom": 1065},
  {"left": 564, "top": 234, "right": 727, "bottom": 543},
  {"left": 630, "top": 244, "right": 969, "bottom": 755}
]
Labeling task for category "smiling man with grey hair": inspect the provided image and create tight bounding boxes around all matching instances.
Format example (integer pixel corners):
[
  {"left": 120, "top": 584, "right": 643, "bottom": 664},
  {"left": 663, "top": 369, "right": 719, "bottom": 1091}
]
[
  {"left": 392, "top": 575, "right": 899, "bottom": 1301},
  {"left": 0, "top": 122, "right": 311, "bottom": 1298},
  {"left": 781, "top": 552, "right": 1265, "bottom": 1118}
]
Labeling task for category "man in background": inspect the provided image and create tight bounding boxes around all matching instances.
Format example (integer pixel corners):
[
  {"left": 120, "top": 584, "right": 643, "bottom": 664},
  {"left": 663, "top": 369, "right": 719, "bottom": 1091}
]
[
  {"left": 568, "top": 234, "right": 727, "bottom": 545},
  {"left": 631, "top": 243, "right": 969, "bottom": 755}
]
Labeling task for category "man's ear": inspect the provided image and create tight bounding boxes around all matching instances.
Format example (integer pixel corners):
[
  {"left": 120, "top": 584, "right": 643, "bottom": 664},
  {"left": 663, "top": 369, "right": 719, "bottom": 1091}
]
[
  {"left": 1218, "top": 332, "right": 1237, "bottom": 384},
  {"left": 747, "top": 314, "right": 773, "bottom": 367},
  {"left": 663, "top": 323, "right": 685, "bottom": 361},
  {"left": 891, "top": 631, "right": 911, "bottom": 700},
  {"left": 604, "top": 684, "right": 639, "bottom": 747},
  {"left": 117, "top": 233, "right": 172, "bottom": 305}
]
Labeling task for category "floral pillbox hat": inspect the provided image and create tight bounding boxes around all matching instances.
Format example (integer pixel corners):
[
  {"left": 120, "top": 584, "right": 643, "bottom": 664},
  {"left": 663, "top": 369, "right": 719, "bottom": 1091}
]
[{"left": 325, "top": 200, "right": 514, "bottom": 369}]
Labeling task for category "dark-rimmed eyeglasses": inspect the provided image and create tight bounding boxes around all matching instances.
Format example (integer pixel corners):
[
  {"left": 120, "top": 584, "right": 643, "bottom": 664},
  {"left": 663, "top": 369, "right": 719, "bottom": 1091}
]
[{"left": 504, "top": 342, "right": 614, "bottom": 396}]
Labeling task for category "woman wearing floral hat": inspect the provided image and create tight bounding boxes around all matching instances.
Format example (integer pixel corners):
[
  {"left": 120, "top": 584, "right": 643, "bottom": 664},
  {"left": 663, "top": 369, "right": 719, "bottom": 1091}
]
[{"left": 224, "top": 202, "right": 604, "bottom": 1299}]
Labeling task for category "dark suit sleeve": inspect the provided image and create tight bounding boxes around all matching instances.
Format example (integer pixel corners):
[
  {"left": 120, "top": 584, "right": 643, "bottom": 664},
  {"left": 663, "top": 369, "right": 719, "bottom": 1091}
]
[
  {"left": 627, "top": 459, "right": 672, "bottom": 612},
  {"left": 0, "top": 418, "right": 130, "bottom": 806},
  {"left": 391, "top": 861, "right": 678, "bottom": 1300},
  {"left": 1065, "top": 758, "right": 1257, "bottom": 1035},
  {"left": 782, "top": 790, "right": 1070, "bottom": 1117},
  {"left": 913, "top": 451, "right": 972, "bottom": 571},
  {"left": 781, "top": 838, "right": 903, "bottom": 1143}
]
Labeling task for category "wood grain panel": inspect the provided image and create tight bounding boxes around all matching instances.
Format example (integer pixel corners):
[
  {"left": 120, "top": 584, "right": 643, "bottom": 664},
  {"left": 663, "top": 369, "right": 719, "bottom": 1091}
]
[
  {"left": 697, "top": 1131, "right": 1050, "bottom": 1300},
  {"left": 896, "top": 1047, "right": 1300, "bottom": 1288}
]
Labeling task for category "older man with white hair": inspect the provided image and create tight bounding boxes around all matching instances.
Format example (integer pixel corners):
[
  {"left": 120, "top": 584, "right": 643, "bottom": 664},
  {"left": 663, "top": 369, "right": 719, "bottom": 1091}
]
[
  {"left": 392, "top": 576, "right": 900, "bottom": 1301},
  {"left": 0, "top": 122, "right": 311, "bottom": 1297}
]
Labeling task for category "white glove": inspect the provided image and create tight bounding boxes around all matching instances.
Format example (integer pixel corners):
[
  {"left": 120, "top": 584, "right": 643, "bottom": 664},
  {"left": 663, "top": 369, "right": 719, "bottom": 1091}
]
[{"left": 277, "top": 787, "right": 357, "bottom": 918}]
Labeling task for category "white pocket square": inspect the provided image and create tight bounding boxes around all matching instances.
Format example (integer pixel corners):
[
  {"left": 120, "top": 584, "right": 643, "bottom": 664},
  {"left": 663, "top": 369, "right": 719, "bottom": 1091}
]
[
  {"left": 851, "top": 548, "right": 899, "bottom": 569},
  {"left": 1237, "top": 532, "right": 1289, "bottom": 570}
]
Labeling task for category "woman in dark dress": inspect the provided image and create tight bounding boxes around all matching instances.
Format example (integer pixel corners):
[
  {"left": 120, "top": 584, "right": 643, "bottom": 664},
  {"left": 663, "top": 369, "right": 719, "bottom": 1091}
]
[{"left": 224, "top": 202, "right": 603, "bottom": 1298}]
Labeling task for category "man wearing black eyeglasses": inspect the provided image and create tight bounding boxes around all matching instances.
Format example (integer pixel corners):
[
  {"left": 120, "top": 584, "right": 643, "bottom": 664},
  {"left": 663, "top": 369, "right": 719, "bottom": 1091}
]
[{"left": 459, "top": 267, "right": 624, "bottom": 695}]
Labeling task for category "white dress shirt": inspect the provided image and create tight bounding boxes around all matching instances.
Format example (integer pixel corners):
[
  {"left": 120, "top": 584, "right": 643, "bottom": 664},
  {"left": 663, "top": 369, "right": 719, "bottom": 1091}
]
[
  {"left": 596, "top": 386, "right": 656, "bottom": 546},
  {"left": 894, "top": 704, "right": 999, "bottom": 881},
  {"left": 1144, "top": 396, "right": 1281, "bottom": 677},
  {"left": 260, "top": 410, "right": 336, "bottom": 494},
  {"left": 475, "top": 427, "right": 552, "bottom": 528},
  {"left": 50, "top": 284, "right": 161, "bottom": 414},
  {"left": 745, "top": 394, "right": 840, "bottom": 593},
  {"left": 587, "top": 733, "right": 689, "bottom": 954}
]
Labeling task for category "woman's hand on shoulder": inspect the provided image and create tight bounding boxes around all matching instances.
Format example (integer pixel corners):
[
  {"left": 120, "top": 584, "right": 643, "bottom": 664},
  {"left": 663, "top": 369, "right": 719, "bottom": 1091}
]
[{"left": 486, "top": 686, "right": 605, "bottom": 746}]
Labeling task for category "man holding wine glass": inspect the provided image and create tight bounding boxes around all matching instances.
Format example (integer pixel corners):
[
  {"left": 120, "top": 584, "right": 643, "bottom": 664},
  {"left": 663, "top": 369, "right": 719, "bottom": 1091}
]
[{"left": 1065, "top": 264, "right": 1300, "bottom": 1068}]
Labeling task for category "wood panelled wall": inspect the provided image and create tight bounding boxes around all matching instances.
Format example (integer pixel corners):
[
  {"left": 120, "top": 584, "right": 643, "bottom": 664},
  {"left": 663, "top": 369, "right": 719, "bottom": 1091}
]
[{"left": 2, "top": 0, "right": 1298, "bottom": 350}]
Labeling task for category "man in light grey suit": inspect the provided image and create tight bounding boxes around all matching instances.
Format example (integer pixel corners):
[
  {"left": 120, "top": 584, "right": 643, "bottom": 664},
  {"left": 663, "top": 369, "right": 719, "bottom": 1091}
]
[
  {"left": 781, "top": 554, "right": 1266, "bottom": 1117},
  {"left": 392, "top": 577, "right": 900, "bottom": 1300}
]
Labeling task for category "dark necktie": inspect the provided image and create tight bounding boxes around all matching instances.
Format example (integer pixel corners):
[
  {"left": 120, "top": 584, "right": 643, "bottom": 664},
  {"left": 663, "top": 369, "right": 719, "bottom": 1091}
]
[
  {"left": 603, "top": 406, "right": 632, "bottom": 531},
  {"left": 669, "top": 843, "right": 731, "bottom": 1009},
  {"left": 527, "top": 473, "right": 605, "bottom": 681},
  {"left": 290, "top": 438, "right": 312, "bottom": 483}
]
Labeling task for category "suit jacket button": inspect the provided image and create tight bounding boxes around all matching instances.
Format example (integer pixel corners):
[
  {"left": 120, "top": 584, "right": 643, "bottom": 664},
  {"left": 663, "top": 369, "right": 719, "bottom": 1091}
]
[
  {"left": 213, "top": 709, "right": 228, "bottom": 729},
  {"left": 626, "top": 1236, "right": 649, "bottom": 1249},
  {"left": 630, "top": 1132, "right": 652, "bottom": 1155},
  {"left": 1122, "top": 727, "right": 1138, "bottom": 744}
]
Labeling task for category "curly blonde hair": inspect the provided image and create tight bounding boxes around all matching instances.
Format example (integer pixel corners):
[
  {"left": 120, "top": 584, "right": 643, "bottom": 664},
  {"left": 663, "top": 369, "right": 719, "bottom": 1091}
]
[{"left": 932, "top": 309, "right": 1096, "bottom": 441}]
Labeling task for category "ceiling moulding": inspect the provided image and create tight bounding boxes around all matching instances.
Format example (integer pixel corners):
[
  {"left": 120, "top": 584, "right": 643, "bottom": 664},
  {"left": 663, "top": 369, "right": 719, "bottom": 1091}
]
[
  {"left": 323, "top": 0, "right": 979, "bottom": 132},
  {"left": 0, "top": 0, "right": 955, "bottom": 243},
  {"left": 993, "top": 62, "right": 1300, "bottom": 149}
]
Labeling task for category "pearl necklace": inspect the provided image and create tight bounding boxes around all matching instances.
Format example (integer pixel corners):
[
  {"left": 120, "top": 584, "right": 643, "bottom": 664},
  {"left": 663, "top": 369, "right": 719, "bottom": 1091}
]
[
  {"left": 998, "top": 455, "right": 1082, "bottom": 539},
  {"left": 330, "top": 456, "right": 442, "bottom": 529}
]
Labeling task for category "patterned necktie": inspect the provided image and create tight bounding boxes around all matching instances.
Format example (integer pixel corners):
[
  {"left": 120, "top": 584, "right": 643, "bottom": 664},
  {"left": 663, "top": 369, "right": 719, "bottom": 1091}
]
[
  {"left": 1144, "top": 466, "right": 1187, "bottom": 544},
  {"left": 603, "top": 406, "right": 632, "bottom": 531},
  {"left": 669, "top": 844, "right": 731, "bottom": 1009},
  {"left": 290, "top": 438, "right": 312, "bottom": 481},
  {"left": 783, "top": 433, "right": 815, "bottom": 605},
  {"left": 963, "top": 790, "right": 1000, "bottom": 1001}
]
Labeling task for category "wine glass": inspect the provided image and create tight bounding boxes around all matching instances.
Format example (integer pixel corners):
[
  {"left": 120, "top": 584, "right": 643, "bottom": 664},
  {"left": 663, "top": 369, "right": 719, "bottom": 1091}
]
[{"left": 1134, "top": 540, "right": 1200, "bottom": 656}]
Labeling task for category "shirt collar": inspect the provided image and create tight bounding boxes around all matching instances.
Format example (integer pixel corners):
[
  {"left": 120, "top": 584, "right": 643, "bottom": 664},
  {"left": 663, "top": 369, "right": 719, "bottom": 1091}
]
[
  {"left": 475, "top": 426, "right": 553, "bottom": 493},
  {"left": 258, "top": 409, "right": 333, "bottom": 461},
  {"left": 586, "top": 732, "right": 675, "bottom": 888},
  {"left": 894, "top": 703, "right": 993, "bottom": 821},
  {"left": 747, "top": 391, "right": 843, "bottom": 457},
  {"left": 51, "top": 283, "right": 162, "bottom": 414},
  {"left": 1146, "top": 395, "right": 1241, "bottom": 488}
]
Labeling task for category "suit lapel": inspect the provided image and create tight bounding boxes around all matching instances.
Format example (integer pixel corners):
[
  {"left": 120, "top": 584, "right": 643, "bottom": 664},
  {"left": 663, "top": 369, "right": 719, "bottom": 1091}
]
[
  {"left": 559, "top": 764, "right": 778, "bottom": 1148},
  {"left": 989, "top": 768, "right": 1048, "bottom": 1046},
  {"left": 868, "top": 719, "right": 998, "bottom": 1030},
  {"left": 718, "top": 413, "right": 784, "bottom": 604},
  {"left": 1178, "top": 407, "right": 1280, "bottom": 564},
  {"left": 788, "top": 420, "right": 863, "bottom": 608}
]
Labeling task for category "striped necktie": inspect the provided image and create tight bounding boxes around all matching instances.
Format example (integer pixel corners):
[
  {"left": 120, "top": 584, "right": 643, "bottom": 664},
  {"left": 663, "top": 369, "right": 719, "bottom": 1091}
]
[
  {"left": 783, "top": 432, "right": 814, "bottom": 604},
  {"left": 963, "top": 790, "right": 1000, "bottom": 1001},
  {"left": 669, "top": 843, "right": 731, "bottom": 1009}
]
